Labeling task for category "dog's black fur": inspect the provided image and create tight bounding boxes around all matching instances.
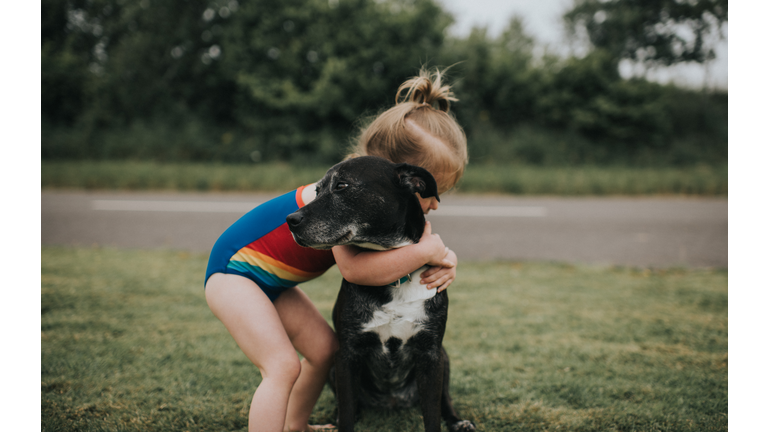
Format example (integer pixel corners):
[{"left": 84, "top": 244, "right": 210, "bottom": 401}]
[{"left": 287, "top": 156, "right": 475, "bottom": 432}]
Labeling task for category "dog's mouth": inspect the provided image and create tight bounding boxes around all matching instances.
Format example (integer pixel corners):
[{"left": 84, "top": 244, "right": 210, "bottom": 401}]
[
  {"left": 335, "top": 230, "right": 355, "bottom": 244},
  {"left": 290, "top": 229, "right": 356, "bottom": 250},
  {"left": 291, "top": 233, "right": 331, "bottom": 250}
]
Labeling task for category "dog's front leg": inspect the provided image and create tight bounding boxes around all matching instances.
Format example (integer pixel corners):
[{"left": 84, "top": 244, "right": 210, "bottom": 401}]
[
  {"left": 334, "top": 352, "right": 361, "bottom": 432},
  {"left": 415, "top": 352, "right": 445, "bottom": 432},
  {"left": 439, "top": 347, "right": 476, "bottom": 432}
]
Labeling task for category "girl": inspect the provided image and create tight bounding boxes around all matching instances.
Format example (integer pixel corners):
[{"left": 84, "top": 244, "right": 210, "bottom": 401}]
[{"left": 204, "top": 68, "right": 468, "bottom": 432}]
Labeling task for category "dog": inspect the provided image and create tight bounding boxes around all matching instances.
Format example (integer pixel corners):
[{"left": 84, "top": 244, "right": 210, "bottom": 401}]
[{"left": 286, "top": 156, "right": 475, "bottom": 432}]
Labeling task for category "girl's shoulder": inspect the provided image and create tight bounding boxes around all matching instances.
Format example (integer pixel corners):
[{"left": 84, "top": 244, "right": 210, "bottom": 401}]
[{"left": 300, "top": 182, "right": 317, "bottom": 206}]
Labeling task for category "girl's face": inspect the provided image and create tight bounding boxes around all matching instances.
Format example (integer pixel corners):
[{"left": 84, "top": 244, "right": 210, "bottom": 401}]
[
  {"left": 417, "top": 193, "right": 439, "bottom": 214},
  {"left": 417, "top": 171, "right": 448, "bottom": 214}
]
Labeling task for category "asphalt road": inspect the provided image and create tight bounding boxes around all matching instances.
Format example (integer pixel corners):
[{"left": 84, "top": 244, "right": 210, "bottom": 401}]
[{"left": 41, "top": 191, "right": 728, "bottom": 268}]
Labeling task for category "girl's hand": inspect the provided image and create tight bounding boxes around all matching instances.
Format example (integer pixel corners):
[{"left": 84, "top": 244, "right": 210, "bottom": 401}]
[
  {"left": 421, "top": 248, "right": 458, "bottom": 293},
  {"left": 419, "top": 222, "right": 455, "bottom": 269}
]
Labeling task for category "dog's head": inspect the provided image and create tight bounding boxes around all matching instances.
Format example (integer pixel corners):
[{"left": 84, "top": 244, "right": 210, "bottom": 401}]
[{"left": 286, "top": 156, "right": 440, "bottom": 250}]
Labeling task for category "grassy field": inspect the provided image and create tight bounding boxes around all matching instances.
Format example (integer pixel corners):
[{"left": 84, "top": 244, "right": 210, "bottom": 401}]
[
  {"left": 41, "top": 161, "right": 728, "bottom": 196},
  {"left": 41, "top": 247, "right": 727, "bottom": 431}
]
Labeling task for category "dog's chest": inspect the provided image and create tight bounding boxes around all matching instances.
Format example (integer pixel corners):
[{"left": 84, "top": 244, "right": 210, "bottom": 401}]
[{"left": 360, "top": 267, "right": 435, "bottom": 346}]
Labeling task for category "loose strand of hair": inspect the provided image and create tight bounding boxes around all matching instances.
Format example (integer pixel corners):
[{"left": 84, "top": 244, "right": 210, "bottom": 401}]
[{"left": 395, "top": 68, "right": 457, "bottom": 112}]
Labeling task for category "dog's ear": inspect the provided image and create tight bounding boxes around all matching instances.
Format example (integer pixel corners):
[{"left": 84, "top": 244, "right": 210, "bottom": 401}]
[{"left": 394, "top": 163, "right": 440, "bottom": 202}]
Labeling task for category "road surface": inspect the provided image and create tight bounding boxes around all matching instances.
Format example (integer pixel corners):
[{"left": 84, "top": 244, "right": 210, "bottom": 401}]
[{"left": 41, "top": 191, "right": 727, "bottom": 268}]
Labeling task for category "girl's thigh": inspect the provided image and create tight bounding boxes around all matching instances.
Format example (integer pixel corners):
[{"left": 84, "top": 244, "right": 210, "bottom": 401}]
[
  {"left": 273, "top": 286, "right": 338, "bottom": 362},
  {"left": 205, "top": 273, "right": 298, "bottom": 373}
]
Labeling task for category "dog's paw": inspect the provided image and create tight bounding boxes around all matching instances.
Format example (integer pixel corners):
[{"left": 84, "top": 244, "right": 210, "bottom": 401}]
[{"left": 449, "top": 420, "right": 476, "bottom": 432}]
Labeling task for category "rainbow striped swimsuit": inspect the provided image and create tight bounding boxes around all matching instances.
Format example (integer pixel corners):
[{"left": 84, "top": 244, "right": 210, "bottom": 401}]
[{"left": 205, "top": 185, "right": 336, "bottom": 301}]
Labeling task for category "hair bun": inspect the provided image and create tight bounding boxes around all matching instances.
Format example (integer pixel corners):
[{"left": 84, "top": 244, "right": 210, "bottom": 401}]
[{"left": 395, "top": 67, "right": 458, "bottom": 112}]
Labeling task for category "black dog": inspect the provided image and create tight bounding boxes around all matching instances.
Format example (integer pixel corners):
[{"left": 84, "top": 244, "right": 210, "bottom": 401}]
[{"left": 287, "top": 156, "right": 475, "bottom": 432}]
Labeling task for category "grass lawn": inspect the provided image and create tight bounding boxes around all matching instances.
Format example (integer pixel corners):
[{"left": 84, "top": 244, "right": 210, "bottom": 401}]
[
  {"left": 41, "top": 247, "right": 727, "bottom": 431},
  {"left": 41, "top": 161, "right": 727, "bottom": 196}
]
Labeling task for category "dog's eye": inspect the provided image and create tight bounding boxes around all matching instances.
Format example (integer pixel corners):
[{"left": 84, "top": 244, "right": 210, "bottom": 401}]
[{"left": 334, "top": 182, "right": 348, "bottom": 191}]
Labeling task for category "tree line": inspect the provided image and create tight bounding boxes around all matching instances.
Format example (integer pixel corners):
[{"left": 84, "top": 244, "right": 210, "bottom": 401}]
[{"left": 42, "top": 0, "right": 727, "bottom": 166}]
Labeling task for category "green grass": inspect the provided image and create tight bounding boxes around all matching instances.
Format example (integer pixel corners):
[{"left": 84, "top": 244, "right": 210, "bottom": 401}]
[
  {"left": 40, "top": 161, "right": 330, "bottom": 192},
  {"left": 41, "top": 161, "right": 728, "bottom": 196},
  {"left": 42, "top": 247, "right": 727, "bottom": 431},
  {"left": 458, "top": 164, "right": 727, "bottom": 196}
]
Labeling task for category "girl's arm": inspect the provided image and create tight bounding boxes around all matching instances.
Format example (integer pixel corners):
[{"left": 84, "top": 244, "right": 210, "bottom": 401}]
[{"left": 333, "top": 221, "right": 453, "bottom": 287}]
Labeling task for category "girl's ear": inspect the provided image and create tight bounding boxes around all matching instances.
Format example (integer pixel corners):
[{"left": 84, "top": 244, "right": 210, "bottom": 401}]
[{"left": 394, "top": 163, "right": 440, "bottom": 202}]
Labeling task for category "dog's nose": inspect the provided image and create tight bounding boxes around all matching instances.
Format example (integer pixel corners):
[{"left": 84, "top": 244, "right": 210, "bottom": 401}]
[{"left": 286, "top": 212, "right": 303, "bottom": 228}]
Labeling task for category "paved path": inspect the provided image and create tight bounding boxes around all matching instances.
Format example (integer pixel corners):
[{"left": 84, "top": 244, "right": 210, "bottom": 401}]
[{"left": 41, "top": 191, "right": 727, "bottom": 268}]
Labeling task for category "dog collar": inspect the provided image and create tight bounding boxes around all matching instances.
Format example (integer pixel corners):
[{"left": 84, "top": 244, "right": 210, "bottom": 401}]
[{"left": 388, "top": 273, "right": 413, "bottom": 288}]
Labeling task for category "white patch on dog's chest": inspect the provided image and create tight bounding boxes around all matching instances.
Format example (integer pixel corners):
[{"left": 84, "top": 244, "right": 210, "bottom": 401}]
[{"left": 361, "top": 267, "right": 435, "bottom": 346}]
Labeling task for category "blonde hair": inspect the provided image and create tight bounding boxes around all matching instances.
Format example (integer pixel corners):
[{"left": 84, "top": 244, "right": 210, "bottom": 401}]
[{"left": 349, "top": 68, "right": 468, "bottom": 194}]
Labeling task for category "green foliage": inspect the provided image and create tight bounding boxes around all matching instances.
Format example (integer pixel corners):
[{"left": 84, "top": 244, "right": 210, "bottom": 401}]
[
  {"left": 41, "top": 0, "right": 727, "bottom": 167},
  {"left": 42, "top": 247, "right": 728, "bottom": 431},
  {"left": 219, "top": 0, "right": 451, "bottom": 161},
  {"left": 42, "top": 0, "right": 452, "bottom": 164},
  {"left": 537, "top": 51, "right": 679, "bottom": 155},
  {"left": 436, "top": 18, "right": 542, "bottom": 131},
  {"left": 445, "top": 45, "right": 726, "bottom": 166},
  {"left": 564, "top": 0, "right": 728, "bottom": 66}
]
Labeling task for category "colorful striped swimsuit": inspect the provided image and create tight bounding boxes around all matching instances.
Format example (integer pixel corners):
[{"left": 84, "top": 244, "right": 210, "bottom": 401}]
[{"left": 204, "top": 185, "right": 336, "bottom": 302}]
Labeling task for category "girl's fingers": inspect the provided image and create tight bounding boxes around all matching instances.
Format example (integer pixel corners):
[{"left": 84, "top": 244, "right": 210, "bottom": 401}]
[
  {"left": 436, "top": 277, "right": 453, "bottom": 292},
  {"left": 421, "top": 266, "right": 451, "bottom": 283},
  {"left": 423, "top": 221, "right": 432, "bottom": 236},
  {"left": 421, "top": 269, "right": 444, "bottom": 284},
  {"left": 426, "top": 274, "right": 452, "bottom": 290}
]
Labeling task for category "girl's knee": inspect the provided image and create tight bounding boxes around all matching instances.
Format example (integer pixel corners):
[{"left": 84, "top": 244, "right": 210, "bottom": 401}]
[
  {"left": 263, "top": 353, "right": 302, "bottom": 384},
  {"left": 306, "top": 331, "right": 339, "bottom": 367},
  {"left": 325, "top": 333, "right": 340, "bottom": 359}
]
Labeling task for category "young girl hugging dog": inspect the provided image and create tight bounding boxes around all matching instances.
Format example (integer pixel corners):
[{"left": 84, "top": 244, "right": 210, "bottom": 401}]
[{"left": 204, "top": 67, "right": 468, "bottom": 432}]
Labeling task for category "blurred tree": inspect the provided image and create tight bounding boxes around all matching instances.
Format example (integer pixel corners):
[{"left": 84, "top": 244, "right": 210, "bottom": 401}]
[
  {"left": 564, "top": 0, "right": 728, "bottom": 66},
  {"left": 223, "top": 0, "right": 451, "bottom": 161},
  {"left": 42, "top": 0, "right": 100, "bottom": 125},
  {"left": 41, "top": 0, "right": 452, "bottom": 162},
  {"left": 40, "top": 0, "right": 727, "bottom": 166},
  {"left": 438, "top": 17, "right": 541, "bottom": 130},
  {"left": 435, "top": 16, "right": 700, "bottom": 164},
  {"left": 42, "top": 0, "right": 239, "bottom": 127}
]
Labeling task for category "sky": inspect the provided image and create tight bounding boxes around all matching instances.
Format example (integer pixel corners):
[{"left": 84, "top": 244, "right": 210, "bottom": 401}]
[{"left": 436, "top": 0, "right": 728, "bottom": 89}]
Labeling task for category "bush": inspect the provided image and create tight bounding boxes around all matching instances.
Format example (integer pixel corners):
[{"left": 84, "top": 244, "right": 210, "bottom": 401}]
[{"left": 41, "top": 0, "right": 727, "bottom": 167}]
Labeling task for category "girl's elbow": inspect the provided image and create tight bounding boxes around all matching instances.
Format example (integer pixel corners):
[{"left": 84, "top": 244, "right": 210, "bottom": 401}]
[
  {"left": 337, "top": 265, "right": 362, "bottom": 284},
  {"left": 338, "top": 267, "right": 379, "bottom": 285},
  {"left": 345, "top": 276, "right": 365, "bottom": 285}
]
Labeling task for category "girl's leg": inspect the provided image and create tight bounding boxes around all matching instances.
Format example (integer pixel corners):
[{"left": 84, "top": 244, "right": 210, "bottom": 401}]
[
  {"left": 274, "top": 286, "right": 339, "bottom": 432},
  {"left": 205, "top": 273, "right": 301, "bottom": 432}
]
